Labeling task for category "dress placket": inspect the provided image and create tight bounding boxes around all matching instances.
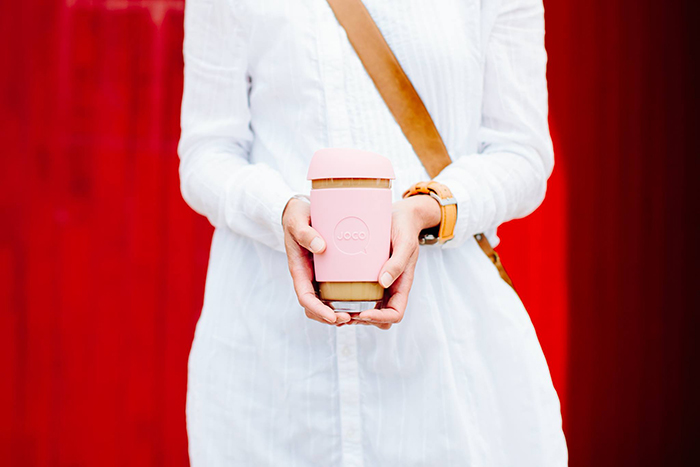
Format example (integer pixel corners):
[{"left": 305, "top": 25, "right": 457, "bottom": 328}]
[
  {"left": 336, "top": 326, "right": 364, "bottom": 467},
  {"left": 315, "top": 4, "right": 365, "bottom": 466}
]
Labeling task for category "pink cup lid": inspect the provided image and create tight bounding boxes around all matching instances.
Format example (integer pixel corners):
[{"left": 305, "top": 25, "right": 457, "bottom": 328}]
[{"left": 307, "top": 148, "right": 396, "bottom": 180}]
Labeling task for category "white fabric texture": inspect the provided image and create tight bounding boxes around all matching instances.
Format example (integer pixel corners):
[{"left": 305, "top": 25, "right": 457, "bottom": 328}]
[{"left": 178, "top": 0, "right": 567, "bottom": 465}]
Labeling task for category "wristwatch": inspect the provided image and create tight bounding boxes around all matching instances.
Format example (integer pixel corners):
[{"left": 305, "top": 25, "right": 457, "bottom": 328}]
[{"left": 402, "top": 181, "right": 457, "bottom": 245}]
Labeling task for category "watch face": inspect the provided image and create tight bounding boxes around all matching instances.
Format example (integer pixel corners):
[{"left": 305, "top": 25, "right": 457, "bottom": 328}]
[
  {"left": 419, "top": 226, "right": 440, "bottom": 245},
  {"left": 419, "top": 233, "right": 439, "bottom": 245}
]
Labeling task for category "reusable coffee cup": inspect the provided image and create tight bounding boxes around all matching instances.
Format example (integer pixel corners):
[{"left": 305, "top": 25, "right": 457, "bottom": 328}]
[{"left": 306, "top": 148, "right": 395, "bottom": 313}]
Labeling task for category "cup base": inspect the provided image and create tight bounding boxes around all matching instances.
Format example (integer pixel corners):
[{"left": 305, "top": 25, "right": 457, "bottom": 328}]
[{"left": 322, "top": 299, "right": 382, "bottom": 313}]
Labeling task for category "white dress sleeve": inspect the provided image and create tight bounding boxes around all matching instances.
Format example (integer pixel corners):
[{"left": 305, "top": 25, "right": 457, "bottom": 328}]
[
  {"left": 433, "top": 0, "right": 553, "bottom": 249},
  {"left": 177, "top": 0, "right": 298, "bottom": 253}
]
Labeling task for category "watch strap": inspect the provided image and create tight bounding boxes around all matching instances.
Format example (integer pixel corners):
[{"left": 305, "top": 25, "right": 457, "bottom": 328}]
[{"left": 402, "top": 181, "right": 457, "bottom": 244}]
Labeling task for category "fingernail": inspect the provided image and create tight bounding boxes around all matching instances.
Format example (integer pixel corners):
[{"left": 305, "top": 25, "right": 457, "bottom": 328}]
[
  {"left": 380, "top": 272, "right": 392, "bottom": 288},
  {"left": 324, "top": 315, "right": 335, "bottom": 324},
  {"left": 310, "top": 236, "right": 324, "bottom": 253}
]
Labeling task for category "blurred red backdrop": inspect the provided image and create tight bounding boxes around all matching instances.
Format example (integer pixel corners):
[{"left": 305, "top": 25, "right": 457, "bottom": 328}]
[{"left": 1, "top": 1, "right": 698, "bottom": 466}]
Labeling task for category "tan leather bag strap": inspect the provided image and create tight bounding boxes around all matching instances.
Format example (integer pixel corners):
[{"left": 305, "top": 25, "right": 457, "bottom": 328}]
[{"left": 326, "top": 0, "right": 514, "bottom": 289}]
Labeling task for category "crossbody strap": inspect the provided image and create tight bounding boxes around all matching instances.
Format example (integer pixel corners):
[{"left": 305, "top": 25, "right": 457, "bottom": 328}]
[
  {"left": 326, "top": 0, "right": 514, "bottom": 288},
  {"left": 326, "top": 0, "right": 451, "bottom": 178}
]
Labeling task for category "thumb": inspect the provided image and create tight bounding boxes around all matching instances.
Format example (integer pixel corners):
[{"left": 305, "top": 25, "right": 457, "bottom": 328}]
[
  {"left": 291, "top": 221, "right": 326, "bottom": 254},
  {"left": 377, "top": 238, "right": 413, "bottom": 288}
]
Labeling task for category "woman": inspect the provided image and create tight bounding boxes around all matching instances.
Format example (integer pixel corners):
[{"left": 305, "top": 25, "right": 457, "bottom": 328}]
[{"left": 178, "top": 0, "right": 567, "bottom": 465}]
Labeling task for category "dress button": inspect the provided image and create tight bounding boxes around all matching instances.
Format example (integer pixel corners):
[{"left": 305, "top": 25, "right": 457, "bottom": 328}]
[
  {"left": 342, "top": 345, "right": 352, "bottom": 357},
  {"left": 346, "top": 427, "right": 356, "bottom": 438}
]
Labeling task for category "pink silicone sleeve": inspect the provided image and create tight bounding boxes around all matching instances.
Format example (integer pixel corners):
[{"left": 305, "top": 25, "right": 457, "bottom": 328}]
[{"left": 310, "top": 188, "right": 392, "bottom": 282}]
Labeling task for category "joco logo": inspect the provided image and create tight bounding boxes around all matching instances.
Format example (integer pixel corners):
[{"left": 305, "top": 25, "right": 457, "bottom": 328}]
[
  {"left": 337, "top": 231, "right": 367, "bottom": 240},
  {"left": 333, "top": 216, "right": 370, "bottom": 254}
]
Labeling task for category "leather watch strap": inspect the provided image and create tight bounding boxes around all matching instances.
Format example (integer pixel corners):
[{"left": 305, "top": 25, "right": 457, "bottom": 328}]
[
  {"left": 402, "top": 181, "right": 457, "bottom": 244},
  {"left": 326, "top": 0, "right": 514, "bottom": 289}
]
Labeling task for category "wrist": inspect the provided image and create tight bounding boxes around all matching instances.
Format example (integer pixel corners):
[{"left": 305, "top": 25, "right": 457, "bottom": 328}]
[
  {"left": 407, "top": 193, "right": 442, "bottom": 231},
  {"left": 402, "top": 180, "right": 457, "bottom": 245},
  {"left": 281, "top": 194, "right": 310, "bottom": 226}
]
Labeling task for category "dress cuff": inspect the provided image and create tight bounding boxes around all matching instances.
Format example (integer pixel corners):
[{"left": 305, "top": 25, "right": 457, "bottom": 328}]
[{"left": 266, "top": 186, "right": 301, "bottom": 253}]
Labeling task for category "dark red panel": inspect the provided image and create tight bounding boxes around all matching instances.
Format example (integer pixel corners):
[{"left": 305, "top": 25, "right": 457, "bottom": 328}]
[
  {"left": 1, "top": 2, "right": 208, "bottom": 465},
  {"left": 538, "top": 0, "right": 700, "bottom": 466}
]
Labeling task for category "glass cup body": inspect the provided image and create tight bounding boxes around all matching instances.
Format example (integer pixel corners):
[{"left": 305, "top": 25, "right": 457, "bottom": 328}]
[{"left": 310, "top": 178, "right": 392, "bottom": 313}]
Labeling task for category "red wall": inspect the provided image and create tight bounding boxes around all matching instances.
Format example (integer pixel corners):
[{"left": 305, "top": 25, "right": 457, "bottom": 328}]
[
  {"left": 543, "top": 0, "right": 700, "bottom": 465},
  {"left": 1, "top": 1, "right": 698, "bottom": 466}
]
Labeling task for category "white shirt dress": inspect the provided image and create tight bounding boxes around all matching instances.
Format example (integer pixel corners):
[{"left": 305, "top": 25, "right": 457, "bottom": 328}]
[{"left": 178, "top": 0, "right": 568, "bottom": 465}]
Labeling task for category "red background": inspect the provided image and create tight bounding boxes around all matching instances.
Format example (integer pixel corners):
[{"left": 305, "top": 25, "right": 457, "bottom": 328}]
[{"left": 1, "top": 1, "right": 698, "bottom": 466}]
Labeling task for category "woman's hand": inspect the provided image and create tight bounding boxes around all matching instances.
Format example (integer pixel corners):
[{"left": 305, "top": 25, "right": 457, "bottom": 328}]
[
  {"left": 282, "top": 198, "right": 353, "bottom": 326},
  {"left": 349, "top": 194, "right": 442, "bottom": 330},
  {"left": 283, "top": 194, "right": 441, "bottom": 330}
]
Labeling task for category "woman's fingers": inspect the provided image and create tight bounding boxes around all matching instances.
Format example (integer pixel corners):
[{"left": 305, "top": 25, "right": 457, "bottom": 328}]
[
  {"left": 284, "top": 197, "right": 421, "bottom": 329},
  {"left": 352, "top": 199, "right": 426, "bottom": 328},
  {"left": 297, "top": 280, "right": 351, "bottom": 325},
  {"left": 284, "top": 203, "right": 352, "bottom": 325},
  {"left": 356, "top": 250, "right": 417, "bottom": 324},
  {"left": 377, "top": 233, "right": 417, "bottom": 288},
  {"left": 305, "top": 308, "right": 351, "bottom": 326},
  {"left": 346, "top": 317, "right": 392, "bottom": 330},
  {"left": 293, "top": 224, "right": 326, "bottom": 254},
  {"left": 285, "top": 202, "right": 326, "bottom": 254},
  {"left": 354, "top": 212, "right": 421, "bottom": 327},
  {"left": 286, "top": 236, "right": 350, "bottom": 325}
]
